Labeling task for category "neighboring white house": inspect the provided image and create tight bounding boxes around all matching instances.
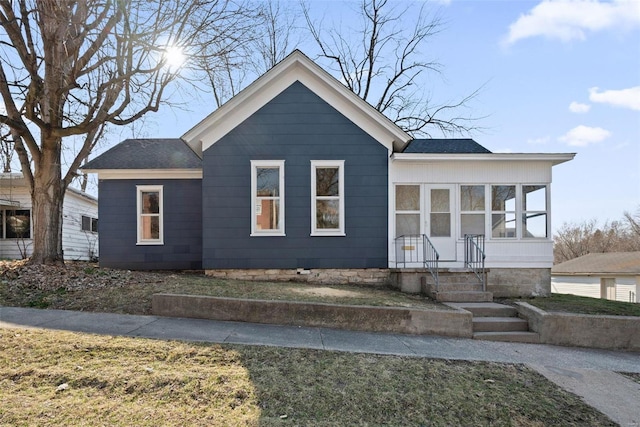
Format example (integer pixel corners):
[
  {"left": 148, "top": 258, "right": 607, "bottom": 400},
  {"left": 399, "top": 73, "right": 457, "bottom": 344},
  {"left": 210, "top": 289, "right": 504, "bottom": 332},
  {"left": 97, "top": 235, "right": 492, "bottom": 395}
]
[
  {"left": 552, "top": 252, "right": 640, "bottom": 303},
  {"left": 0, "top": 173, "right": 99, "bottom": 261}
]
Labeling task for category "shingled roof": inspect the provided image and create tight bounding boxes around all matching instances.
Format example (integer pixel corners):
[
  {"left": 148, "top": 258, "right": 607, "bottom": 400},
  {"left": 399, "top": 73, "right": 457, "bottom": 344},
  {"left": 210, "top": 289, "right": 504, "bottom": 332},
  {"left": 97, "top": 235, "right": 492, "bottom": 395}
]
[
  {"left": 402, "top": 139, "right": 491, "bottom": 154},
  {"left": 552, "top": 252, "right": 640, "bottom": 275},
  {"left": 82, "top": 139, "right": 202, "bottom": 170}
]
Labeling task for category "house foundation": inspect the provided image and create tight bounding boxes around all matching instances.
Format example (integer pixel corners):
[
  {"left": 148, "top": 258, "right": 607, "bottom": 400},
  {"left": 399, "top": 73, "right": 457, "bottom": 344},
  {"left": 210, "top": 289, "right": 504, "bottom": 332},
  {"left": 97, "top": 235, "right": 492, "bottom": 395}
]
[{"left": 205, "top": 268, "right": 391, "bottom": 286}]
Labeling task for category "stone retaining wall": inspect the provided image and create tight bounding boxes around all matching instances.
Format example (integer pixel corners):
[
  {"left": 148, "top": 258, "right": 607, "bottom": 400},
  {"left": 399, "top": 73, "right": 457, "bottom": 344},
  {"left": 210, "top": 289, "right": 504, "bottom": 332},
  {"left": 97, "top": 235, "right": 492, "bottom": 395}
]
[
  {"left": 152, "top": 293, "right": 473, "bottom": 337},
  {"left": 205, "top": 268, "right": 391, "bottom": 286},
  {"left": 515, "top": 302, "right": 640, "bottom": 351}
]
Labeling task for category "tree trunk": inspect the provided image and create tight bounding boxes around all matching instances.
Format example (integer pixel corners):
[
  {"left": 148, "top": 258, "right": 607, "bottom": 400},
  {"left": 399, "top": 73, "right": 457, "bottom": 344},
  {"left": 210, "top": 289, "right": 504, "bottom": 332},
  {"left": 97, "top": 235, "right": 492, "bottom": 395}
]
[{"left": 28, "top": 139, "right": 65, "bottom": 265}]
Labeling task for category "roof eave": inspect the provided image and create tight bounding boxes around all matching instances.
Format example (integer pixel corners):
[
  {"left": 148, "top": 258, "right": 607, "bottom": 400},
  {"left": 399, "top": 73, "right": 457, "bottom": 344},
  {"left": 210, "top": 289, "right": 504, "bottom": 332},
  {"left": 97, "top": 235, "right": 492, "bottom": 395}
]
[{"left": 392, "top": 152, "right": 576, "bottom": 165}]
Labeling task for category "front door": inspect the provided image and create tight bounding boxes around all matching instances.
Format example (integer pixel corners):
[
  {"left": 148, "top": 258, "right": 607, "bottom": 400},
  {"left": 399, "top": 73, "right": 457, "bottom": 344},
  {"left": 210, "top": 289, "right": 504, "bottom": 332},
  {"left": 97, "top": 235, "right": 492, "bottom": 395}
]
[{"left": 425, "top": 185, "right": 456, "bottom": 261}]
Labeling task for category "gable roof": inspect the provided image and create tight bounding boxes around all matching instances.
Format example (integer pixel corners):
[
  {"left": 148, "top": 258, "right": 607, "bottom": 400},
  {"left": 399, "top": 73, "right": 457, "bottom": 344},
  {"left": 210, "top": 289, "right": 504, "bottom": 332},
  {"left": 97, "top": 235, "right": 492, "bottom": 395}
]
[
  {"left": 82, "top": 139, "right": 202, "bottom": 170},
  {"left": 552, "top": 252, "right": 640, "bottom": 276},
  {"left": 403, "top": 139, "right": 491, "bottom": 154},
  {"left": 182, "top": 50, "right": 411, "bottom": 154}
]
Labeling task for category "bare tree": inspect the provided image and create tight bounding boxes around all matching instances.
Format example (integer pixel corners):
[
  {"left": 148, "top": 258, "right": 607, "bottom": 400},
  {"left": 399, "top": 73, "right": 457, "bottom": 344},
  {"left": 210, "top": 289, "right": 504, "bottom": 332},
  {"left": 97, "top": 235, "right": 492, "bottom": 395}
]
[
  {"left": 624, "top": 207, "right": 640, "bottom": 238},
  {"left": 0, "top": 0, "right": 253, "bottom": 264},
  {"left": 303, "top": 0, "right": 483, "bottom": 137},
  {"left": 0, "top": 123, "right": 13, "bottom": 172},
  {"left": 198, "top": 0, "right": 301, "bottom": 108},
  {"left": 554, "top": 215, "right": 640, "bottom": 264}
]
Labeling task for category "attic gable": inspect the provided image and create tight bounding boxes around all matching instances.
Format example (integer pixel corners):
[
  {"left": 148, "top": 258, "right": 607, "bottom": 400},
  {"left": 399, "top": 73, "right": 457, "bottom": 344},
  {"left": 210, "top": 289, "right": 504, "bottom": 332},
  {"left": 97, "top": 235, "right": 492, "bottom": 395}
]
[{"left": 182, "top": 50, "right": 411, "bottom": 155}]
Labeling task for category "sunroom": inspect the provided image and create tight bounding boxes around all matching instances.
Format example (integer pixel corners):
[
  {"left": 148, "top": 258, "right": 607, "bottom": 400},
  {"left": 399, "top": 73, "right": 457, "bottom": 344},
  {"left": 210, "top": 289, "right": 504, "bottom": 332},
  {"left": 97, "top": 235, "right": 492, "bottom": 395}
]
[{"left": 388, "top": 140, "right": 574, "bottom": 297}]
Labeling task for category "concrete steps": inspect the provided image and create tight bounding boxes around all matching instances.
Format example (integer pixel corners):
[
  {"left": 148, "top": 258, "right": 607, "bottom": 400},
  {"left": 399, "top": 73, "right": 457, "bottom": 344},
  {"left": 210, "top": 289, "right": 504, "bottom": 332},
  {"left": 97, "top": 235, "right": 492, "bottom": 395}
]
[
  {"left": 421, "top": 272, "right": 492, "bottom": 303},
  {"left": 449, "top": 302, "right": 540, "bottom": 344}
]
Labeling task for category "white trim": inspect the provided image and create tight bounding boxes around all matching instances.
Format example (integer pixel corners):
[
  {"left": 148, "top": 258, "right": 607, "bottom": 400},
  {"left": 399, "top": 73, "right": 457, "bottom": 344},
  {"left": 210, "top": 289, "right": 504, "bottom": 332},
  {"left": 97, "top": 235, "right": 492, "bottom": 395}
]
[
  {"left": 182, "top": 51, "right": 411, "bottom": 155},
  {"left": 136, "top": 185, "right": 164, "bottom": 245},
  {"left": 83, "top": 169, "right": 202, "bottom": 180},
  {"left": 250, "top": 160, "right": 285, "bottom": 237},
  {"left": 392, "top": 152, "right": 575, "bottom": 166},
  {"left": 311, "top": 160, "right": 345, "bottom": 236}
]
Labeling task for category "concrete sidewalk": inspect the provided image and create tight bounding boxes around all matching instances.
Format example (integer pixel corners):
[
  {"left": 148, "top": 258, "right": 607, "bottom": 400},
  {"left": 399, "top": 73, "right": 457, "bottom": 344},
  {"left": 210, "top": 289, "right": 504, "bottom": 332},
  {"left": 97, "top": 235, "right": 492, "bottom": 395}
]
[{"left": 1, "top": 306, "right": 639, "bottom": 426}]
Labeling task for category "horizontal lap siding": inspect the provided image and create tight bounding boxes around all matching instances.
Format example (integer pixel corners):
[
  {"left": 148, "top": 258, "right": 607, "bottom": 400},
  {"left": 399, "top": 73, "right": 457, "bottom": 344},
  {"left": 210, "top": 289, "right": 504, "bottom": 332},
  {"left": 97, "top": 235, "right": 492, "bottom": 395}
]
[
  {"left": 98, "top": 179, "right": 202, "bottom": 270},
  {"left": 202, "top": 81, "right": 388, "bottom": 269}
]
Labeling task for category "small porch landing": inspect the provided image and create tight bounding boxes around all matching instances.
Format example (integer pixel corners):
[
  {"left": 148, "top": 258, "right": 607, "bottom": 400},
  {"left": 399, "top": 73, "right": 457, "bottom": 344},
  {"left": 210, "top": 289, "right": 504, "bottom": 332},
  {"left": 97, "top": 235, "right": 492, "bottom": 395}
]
[{"left": 389, "top": 268, "right": 492, "bottom": 302}]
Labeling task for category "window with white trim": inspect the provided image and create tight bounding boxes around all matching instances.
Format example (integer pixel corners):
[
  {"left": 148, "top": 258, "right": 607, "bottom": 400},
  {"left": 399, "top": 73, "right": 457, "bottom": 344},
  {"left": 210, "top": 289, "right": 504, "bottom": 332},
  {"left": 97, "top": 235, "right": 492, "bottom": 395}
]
[
  {"left": 522, "top": 185, "right": 548, "bottom": 238},
  {"left": 251, "top": 160, "right": 285, "bottom": 236},
  {"left": 395, "top": 185, "right": 420, "bottom": 237},
  {"left": 491, "top": 185, "right": 516, "bottom": 238},
  {"left": 460, "top": 185, "right": 485, "bottom": 237},
  {"left": 311, "top": 160, "right": 344, "bottom": 236},
  {"left": 137, "top": 185, "right": 163, "bottom": 245},
  {"left": 81, "top": 215, "right": 98, "bottom": 233}
]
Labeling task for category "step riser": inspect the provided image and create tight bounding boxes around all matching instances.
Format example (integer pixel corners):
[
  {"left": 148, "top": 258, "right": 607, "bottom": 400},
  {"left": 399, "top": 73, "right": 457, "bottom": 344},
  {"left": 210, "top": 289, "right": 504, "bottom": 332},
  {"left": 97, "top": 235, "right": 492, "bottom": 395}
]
[
  {"left": 473, "top": 318, "right": 529, "bottom": 332},
  {"left": 463, "top": 307, "right": 518, "bottom": 317}
]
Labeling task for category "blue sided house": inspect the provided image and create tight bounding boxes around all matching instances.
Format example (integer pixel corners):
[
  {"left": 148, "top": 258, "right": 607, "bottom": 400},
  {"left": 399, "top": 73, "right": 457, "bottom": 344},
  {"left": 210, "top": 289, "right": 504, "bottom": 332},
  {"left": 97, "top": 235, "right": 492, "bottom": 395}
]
[{"left": 83, "top": 51, "right": 574, "bottom": 299}]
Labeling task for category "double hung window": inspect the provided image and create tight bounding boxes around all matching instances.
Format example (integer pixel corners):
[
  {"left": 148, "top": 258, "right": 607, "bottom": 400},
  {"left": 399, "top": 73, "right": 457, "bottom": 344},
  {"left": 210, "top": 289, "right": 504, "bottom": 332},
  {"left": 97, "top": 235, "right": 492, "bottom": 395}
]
[
  {"left": 251, "top": 160, "right": 285, "bottom": 236},
  {"left": 491, "top": 185, "right": 516, "bottom": 238},
  {"left": 395, "top": 185, "right": 420, "bottom": 237},
  {"left": 523, "top": 185, "right": 548, "bottom": 238},
  {"left": 311, "top": 160, "right": 344, "bottom": 236},
  {"left": 460, "top": 185, "right": 485, "bottom": 237},
  {"left": 137, "top": 185, "right": 163, "bottom": 245}
]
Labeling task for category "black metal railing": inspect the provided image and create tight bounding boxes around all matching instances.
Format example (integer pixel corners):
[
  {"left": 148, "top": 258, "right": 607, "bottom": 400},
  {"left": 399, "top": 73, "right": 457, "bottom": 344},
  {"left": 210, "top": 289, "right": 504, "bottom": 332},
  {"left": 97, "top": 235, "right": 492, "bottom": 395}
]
[
  {"left": 395, "top": 234, "right": 439, "bottom": 290},
  {"left": 464, "top": 234, "right": 486, "bottom": 291}
]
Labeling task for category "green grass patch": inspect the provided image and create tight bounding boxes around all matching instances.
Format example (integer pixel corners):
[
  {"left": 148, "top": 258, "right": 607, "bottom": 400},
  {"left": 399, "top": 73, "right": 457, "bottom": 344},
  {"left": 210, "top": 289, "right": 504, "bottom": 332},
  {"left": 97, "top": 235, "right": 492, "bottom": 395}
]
[
  {"left": 516, "top": 293, "right": 640, "bottom": 316},
  {"left": 0, "top": 328, "right": 614, "bottom": 426}
]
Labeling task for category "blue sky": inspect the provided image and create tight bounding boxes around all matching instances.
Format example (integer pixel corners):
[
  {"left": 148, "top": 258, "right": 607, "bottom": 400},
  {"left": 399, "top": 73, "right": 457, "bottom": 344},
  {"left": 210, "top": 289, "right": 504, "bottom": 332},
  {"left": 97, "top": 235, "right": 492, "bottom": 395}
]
[{"left": 119, "top": 0, "right": 640, "bottom": 231}]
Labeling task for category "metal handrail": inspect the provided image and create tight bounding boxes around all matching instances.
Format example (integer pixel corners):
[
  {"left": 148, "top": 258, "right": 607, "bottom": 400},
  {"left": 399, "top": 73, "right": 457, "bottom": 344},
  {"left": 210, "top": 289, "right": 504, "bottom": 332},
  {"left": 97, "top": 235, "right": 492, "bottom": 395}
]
[
  {"left": 464, "top": 234, "right": 486, "bottom": 291},
  {"left": 394, "top": 234, "right": 439, "bottom": 290}
]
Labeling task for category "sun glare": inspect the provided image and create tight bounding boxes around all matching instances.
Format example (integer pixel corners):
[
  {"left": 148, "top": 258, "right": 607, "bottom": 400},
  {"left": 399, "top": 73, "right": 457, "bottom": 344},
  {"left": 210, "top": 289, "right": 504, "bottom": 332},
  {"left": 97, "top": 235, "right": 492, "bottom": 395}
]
[{"left": 163, "top": 46, "right": 185, "bottom": 69}]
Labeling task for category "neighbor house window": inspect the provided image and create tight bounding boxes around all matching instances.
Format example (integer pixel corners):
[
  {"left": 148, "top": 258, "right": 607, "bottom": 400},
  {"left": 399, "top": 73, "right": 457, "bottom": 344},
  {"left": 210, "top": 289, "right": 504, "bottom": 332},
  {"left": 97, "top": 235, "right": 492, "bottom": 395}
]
[
  {"left": 81, "top": 215, "right": 98, "bottom": 233},
  {"left": 523, "top": 185, "right": 548, "bottom": 238},
  {"left": 491, "top": 185, "right": 516, "bottom": 238},
  {"left": 460, "top": 185, "right": 485, "bottom": 237},
  {"left": 137, "top": 185, "right": 163, "bottom": 245},
  {"left": 311, "top": 160, "right": 344, "bottom": 236},
  {"left": 251, "top": 160, "right": 285, "bottom": 236},
  {"left": 5, "top": 209, "right": 31, "bottom": 239},
  {"left": 395, "top": 185, "right": 420, "bottom": 237}
]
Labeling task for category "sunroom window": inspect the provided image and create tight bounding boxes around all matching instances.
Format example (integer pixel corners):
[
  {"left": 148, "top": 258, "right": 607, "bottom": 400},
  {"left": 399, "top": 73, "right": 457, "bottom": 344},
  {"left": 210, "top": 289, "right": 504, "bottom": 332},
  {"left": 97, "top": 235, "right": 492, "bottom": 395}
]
[
  {"left": 311, "top": 160, "right": 344, "bottom": 236},
  {"left": 523, "top": 185, "right": 548, "bottom": 238},
  {"left": 137, "top": 185, "right": 163, "bottom": 245},
  {"left": 460, "top": 185, "right": 485, "bottom": 237},
  {"left": 395, "top": 185, "right": 420, "bottom": 237},
  {"left": 491, "top": 185, "right": 516, "bottom": 238},
  {"left": 251, "top": 160, "right": 285, "bottom": 236}
]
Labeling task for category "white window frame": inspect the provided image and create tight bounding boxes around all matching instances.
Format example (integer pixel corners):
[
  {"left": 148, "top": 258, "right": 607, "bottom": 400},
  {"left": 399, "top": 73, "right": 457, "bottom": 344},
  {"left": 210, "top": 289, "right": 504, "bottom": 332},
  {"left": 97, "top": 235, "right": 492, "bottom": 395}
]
[
  {"left": 251, "top": 160, "right": 285, "bottom": 236},
  {"left": 394, "top": 184, "right": 422, "bottom": 238},
  {"left": 491, "top": 185, "right": 517, "bottom": 239},
  {"left": 311, "top": 160, "right": 345, "bottom": 236},
  {"left": 136, "top": 185, "right": 164, "bottom": 245},
  {"left": 81, "top": 215, "right": 99, "bottom": 233},
  {"left": 522, "top": 184, "right": 549, "bottom": 239}
]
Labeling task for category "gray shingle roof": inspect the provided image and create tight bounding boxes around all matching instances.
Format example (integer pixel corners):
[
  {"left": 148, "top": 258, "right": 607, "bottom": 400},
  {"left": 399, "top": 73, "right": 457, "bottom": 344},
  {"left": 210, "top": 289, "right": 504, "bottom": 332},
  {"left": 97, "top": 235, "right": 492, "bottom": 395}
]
[
  {"left": 552, "top": 252, "right": 640, "bottom": 275},
  {"left": 402, "top": 139, "right": 491, "bottom": 154},
  {"left": 82, "top": 139, "right": 202, "bottom": 170}
]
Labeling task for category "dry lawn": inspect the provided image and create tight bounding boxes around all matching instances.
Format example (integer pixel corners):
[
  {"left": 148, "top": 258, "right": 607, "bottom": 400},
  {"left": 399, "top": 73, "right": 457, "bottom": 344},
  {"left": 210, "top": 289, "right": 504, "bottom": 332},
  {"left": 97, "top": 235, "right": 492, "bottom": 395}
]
[
  {"left": 0, "top": 260, "right": 445, "bottom": 315},
  {"left": 0, "top": 328, "right": 615, "bottom": 426}
]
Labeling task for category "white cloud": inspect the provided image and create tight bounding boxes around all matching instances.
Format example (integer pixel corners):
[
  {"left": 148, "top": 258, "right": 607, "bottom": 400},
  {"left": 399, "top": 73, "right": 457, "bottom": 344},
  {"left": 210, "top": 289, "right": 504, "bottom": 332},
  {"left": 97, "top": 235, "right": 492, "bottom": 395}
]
[
  {"left": 569, "top": 101, "right": 591, "bottom": 113},
  {"left": 527, "top": 136, "right": 551, "bottom": 145},
  {"left": 558, "top": 125, "right": 611, "bottom": 147},
  {"left": 588, "top": 86, "right": 640, "bottom": 110},
  {"left": 503, "top": 0, "right": 640, "bottom": 46}
]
